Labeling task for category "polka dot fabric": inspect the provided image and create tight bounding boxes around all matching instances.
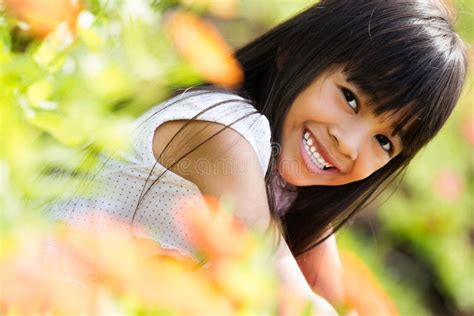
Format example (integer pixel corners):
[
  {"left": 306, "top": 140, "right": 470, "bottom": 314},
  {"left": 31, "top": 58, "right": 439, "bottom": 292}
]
[{"left": 47, "top": 91, "right": 272, "bottom": 260}]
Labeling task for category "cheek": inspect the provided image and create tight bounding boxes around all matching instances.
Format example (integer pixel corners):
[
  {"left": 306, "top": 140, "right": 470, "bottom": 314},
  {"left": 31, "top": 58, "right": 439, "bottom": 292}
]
[{"left": 354, "top": 149, "right": 390, "bottom": 180}]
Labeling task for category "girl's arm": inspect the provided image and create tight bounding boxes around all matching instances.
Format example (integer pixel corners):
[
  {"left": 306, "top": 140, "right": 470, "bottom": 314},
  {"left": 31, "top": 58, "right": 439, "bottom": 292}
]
[
  {"left": 153, "top": 119, "right": 337, "bottom": 315},
  {"left": 274, "top": 235, "right": 338, "bottom": 315},
  {"left": 296, "top": 235, "right": 345, "bottom": 306}
]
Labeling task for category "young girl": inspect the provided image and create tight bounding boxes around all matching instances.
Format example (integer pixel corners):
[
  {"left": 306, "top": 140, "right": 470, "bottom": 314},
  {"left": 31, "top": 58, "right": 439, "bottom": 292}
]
[{"left": 48, "top": 0, "right": 467, "bottom": 314}]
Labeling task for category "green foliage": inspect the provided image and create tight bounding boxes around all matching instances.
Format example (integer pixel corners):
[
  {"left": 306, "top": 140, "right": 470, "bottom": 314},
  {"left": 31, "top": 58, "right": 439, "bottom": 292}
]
[
  {"left": 1, "top": 0, "right": 201, "bottom": 218},
  {"left": 1, "top": 0, "right": 472, "bottom": 314}
]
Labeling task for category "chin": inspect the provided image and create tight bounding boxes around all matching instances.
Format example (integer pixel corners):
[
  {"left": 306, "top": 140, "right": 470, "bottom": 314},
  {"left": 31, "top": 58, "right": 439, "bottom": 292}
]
[{"left": 280, "top": 173, "right": 304, "bottom": 186}]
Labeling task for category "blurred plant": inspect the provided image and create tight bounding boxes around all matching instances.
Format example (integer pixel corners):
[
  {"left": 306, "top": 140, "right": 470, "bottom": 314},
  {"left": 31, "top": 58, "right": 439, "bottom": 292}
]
[
  {"left": 1, "top": 0, "right": 472, "bottom": 315},
  {"left": 178, "top": 0, "right": 239, "bottom": 19},
  {"left": 340, "top": 250, "right": 398, "bottom": 316},
  {"left": 4, "top": 0, "right": 82, "bottom": 38},
  {"left": 0, "top": 199, "right": 280, "bottom": 314},
  {"left": 0, "top": 0, "right": 244, "bottom": 219},
  {"left": 165, "top": 9, "right": 243, "bottom": 88},
  {"left": 433, "top": 169, "right": 465, "bottom": 202},
  {"left": 0, "top": 1, "right": 258, "bottom": 313}
]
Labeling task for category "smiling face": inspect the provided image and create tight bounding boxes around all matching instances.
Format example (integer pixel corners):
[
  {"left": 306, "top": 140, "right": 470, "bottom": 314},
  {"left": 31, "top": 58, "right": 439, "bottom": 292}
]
[{"left": 278, "top": 67, "right": 404, "bottom": 186}]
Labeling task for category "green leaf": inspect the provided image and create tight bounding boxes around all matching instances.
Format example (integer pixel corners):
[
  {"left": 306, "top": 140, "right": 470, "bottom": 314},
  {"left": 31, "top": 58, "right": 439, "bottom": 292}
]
[{"left": 26, "top": 111, "right": 85, "bottom": 147}]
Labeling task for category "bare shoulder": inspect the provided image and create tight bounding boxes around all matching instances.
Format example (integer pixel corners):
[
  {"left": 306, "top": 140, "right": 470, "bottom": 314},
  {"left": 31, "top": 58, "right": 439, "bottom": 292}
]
[{"left": 153, "top": 119, "right": 271, "bottom": 230}]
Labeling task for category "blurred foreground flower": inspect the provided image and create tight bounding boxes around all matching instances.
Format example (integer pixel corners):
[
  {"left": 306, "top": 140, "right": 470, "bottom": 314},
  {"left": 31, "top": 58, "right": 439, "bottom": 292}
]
[
  {"left": 341, "top": 250, "right": 398, "bottom": 316},
  {"left": 182, "top": 195, "right": 277, "bottom": 310},
  {"left": 4, "top": 0, "right": 81, "bottom": 38},
  {"left": 165, "top": 10, "right": 243, "bottom": 88},
  {"left": 3, "top": 196, "right": 406, "bottom": 315},
  {"left": 0, "top": 220, "right": 233, "bottom": 314},
  {"left": 0, "top": 198, "right": 315, "bottom": 314},
  {"left": 183, "top": 195, "right": 256, "bottom": 262}
]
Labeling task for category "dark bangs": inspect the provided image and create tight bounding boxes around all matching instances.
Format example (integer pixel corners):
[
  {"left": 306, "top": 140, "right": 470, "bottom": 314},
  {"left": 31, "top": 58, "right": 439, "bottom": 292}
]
[
  {"left": 263, "top": 0, "right": 467, "bottom": 156},
  {"left": 339, "top": 1, "right": 468, "bottom": 157}
]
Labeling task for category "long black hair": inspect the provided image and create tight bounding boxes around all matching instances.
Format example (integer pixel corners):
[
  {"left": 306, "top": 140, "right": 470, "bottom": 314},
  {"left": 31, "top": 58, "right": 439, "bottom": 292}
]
[
  {"left": 230, "top": 0, "right": 467, "bottom": 255},
  {"left": 126, "top": 0, "right": 467, "bottom": 257}
]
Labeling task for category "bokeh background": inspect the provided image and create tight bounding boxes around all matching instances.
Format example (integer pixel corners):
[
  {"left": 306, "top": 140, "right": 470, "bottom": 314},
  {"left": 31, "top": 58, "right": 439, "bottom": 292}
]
[{"left": 1, "top": 0, "right": 472, "bottom": 315}]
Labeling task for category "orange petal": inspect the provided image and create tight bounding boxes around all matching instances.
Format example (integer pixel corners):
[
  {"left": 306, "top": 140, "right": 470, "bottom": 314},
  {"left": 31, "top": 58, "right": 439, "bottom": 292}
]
[
  {"left": 341, "top": 250, "right": 398, "bottom": 316},
  {"left": 4, "top": 0, "right": 81, "bottom": 38},
  {"left": 126, "top": 256, "right": 233, "bottom": 314},
  {"left": 0, "top": 232, "right": 96, "bottom": 314},
  {"left": 179, "top": 194, "right": 254, "bottom": 261},
  {"left": 1, "top": 223, "right": 230, "bottom": 314},
  {"left": 165, "top": 10, "right": 243, "bottom": 88}
]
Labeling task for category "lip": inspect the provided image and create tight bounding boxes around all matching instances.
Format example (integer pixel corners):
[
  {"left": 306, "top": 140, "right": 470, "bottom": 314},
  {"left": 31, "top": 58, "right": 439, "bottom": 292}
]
[{"left": 301, "top": 128, "right": 341, "bottom": 172}]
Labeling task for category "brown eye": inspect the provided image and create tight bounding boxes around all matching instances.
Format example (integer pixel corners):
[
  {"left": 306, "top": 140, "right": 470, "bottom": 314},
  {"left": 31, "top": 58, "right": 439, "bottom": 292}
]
[
  {"left": 375, "top": 135, "right": 392, "bottom": 153},
  {"left": 342, "top": 88, "right": 359, "bottom": 113}
]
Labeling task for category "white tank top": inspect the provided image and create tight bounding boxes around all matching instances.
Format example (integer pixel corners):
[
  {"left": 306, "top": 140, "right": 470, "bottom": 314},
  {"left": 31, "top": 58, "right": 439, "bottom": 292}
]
[{"left": 47, "top": 90, "right": 272, "bottom": 259}]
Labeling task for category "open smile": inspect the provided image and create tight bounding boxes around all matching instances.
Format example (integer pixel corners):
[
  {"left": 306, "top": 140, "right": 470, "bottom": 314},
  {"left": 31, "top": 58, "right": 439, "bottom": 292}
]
[{"left": 300, "top": 128, "right": 339, "bottom": 174}]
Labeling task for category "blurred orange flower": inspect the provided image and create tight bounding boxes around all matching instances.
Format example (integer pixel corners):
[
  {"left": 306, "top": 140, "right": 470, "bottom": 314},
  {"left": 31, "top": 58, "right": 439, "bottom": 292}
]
[
  {"left": 0, "top": 228, "right": 97, "bottom": 314},
  {"left": 165, "top": 10, "right": 243, "bottom": 88},
  {"left": 178, "top": 195, "right": 277, "bottom": 308},
  {"left": 341, "top": 250, "right": 398, "bottom": 316},
  {"left": 4, "top": 0, "right": 81, "bottom": 38},
  {"left": 0, "top": 221, "right": 233, "bottom": 314},
  {"left": 182, "top": 195, "right": 256, "bottom": 262}
]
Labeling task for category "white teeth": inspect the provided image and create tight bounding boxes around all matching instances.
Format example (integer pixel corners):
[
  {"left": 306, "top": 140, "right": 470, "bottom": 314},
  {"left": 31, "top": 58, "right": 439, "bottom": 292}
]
[{"left": 302, "top": 130, "right": 334, "bottom": 169}]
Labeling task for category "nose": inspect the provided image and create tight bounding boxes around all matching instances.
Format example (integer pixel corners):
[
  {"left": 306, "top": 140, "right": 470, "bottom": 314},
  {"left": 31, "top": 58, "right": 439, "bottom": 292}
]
[{"left": 329, "top": 126, "right": 360, "bottom": 161}]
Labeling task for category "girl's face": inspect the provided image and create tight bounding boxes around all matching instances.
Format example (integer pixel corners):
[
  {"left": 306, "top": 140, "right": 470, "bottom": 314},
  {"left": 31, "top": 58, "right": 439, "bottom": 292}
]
[{"left": 279, "top": 68, "right": 403, "bottom": 186}]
